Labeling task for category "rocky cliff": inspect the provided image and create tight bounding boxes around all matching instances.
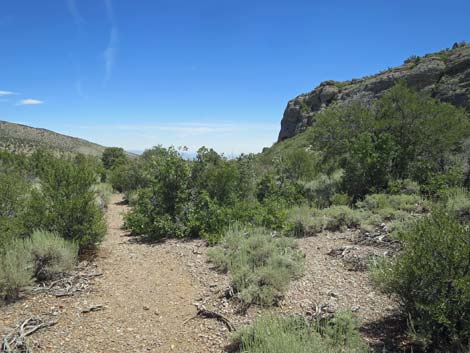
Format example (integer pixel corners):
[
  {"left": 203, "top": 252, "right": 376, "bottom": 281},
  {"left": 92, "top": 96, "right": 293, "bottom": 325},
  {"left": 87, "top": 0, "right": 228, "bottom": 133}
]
[{"left": 278, "top": 42, "right": 470, "bottom": 141}]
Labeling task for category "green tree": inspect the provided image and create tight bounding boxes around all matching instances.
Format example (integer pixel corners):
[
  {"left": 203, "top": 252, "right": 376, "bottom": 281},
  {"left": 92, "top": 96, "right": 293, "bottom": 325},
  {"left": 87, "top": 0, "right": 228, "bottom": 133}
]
[{"left": 101, "top": 147, "right": 127, "bottom": 170}]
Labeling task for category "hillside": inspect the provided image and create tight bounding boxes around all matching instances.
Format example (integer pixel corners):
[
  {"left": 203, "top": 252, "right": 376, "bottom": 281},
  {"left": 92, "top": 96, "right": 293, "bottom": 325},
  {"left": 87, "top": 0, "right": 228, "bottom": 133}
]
[
  {"left": 278, "top": 41, "right": 470, "bottom": 141},
  {"left": 0, "top": 120, "right": 130, "bottom": 157}
]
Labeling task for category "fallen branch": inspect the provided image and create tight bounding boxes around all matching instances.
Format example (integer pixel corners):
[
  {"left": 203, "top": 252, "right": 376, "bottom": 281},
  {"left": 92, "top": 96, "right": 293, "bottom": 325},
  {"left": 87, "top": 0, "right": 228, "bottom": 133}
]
[
  {"left": 1, "top": 313, "right": 58, "bottom": 353},
  {"left": 185, "top": 305, "right": 235, "bottom": 332},
  {"left": 33, "top": 270, "right": 103, "bottom": 298},
  {"left": 80, "top": 304, "right": 105, "bottom": 314}
]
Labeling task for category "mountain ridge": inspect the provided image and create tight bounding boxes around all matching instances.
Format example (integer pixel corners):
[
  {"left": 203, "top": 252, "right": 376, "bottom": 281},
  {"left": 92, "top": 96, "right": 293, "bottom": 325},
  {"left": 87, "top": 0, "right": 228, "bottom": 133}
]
[
  {"left": 278, "top": 41, "right": 470, "bottom": 141},
  {"left": 0, "top": 120, "right": 134, "bottom": 157}
]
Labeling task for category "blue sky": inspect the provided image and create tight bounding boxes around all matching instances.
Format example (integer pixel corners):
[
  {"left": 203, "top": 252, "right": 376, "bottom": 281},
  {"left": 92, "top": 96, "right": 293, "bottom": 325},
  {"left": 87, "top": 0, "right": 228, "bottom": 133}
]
[{"left": 1, "top": 0, "right": 469, "bottom": 154}]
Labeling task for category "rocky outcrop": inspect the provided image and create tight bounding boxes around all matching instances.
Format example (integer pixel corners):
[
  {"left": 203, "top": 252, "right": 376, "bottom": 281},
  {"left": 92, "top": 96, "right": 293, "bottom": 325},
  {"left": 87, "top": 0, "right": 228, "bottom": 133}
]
[{"left": 278, "top": 42, "right": 470, "bottom": 141}]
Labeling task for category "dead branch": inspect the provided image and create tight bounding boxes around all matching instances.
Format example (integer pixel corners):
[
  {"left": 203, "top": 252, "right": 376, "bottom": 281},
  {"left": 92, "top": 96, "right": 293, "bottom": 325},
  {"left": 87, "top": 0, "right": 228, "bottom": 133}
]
[
  {"left": 1, "top": 313, "right": 58, "bottom": 353},
  {"left": 80, "top": 304, "right": 105, "bottom": 314},
  {"left": 32, "top": 270, "right": 103, "bottom": 298},
  {"left": 185, "top": 305, "right": 235, "bottom": 332}
]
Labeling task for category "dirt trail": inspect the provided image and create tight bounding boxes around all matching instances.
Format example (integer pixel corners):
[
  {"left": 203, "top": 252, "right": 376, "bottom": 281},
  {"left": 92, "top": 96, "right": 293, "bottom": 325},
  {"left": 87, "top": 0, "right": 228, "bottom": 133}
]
[{"left": 1, "top": 194, "right": 212, "bottom": 353}]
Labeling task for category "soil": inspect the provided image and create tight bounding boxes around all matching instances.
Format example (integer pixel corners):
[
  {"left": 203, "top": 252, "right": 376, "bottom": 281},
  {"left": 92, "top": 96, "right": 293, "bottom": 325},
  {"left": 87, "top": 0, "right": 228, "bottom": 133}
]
[{"left": 1, "top": 194, "right": 401, "bottom": 352}]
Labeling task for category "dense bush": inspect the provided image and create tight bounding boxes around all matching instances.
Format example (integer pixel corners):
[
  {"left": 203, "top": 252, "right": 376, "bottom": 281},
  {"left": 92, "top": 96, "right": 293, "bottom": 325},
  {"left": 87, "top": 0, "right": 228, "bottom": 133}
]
[
  {"left": 208, "top": 226, "right": 304, "bottom": 307},
  {"left": 231, "top": 311, "right": 368, "bottom": 353},
  {"left": 0, "top": 172, "right": 31, "bottom": 247},
  {"left": 371, "top": 210, "right": 470, "bottom": 350},
  {"left": 25, "top": 230, "right": 78, "bottom": 281},
  {"left": 0, "top": 231, "right": 77, "bottom": 302},
  {"left": 0, "top": 239, "right": 33, "bottom": 302},
  {"left": 31, "top": 157, "right": 106, "bottom": 250},
  {"left": 92, "top": 182, "right": 113, "bottom": 210},
  {"left": 101, "top": 147, "right": 127, "bottom": 170},
  {"left": 313, "top": 82, "right": 470, "bottom": 198}
]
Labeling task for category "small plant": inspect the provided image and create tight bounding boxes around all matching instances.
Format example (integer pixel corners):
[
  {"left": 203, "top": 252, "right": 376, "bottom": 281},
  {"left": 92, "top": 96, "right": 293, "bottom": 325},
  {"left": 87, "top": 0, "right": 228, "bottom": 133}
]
[
  {"left": 91, "top": 182, "right": 113, "bottom": 210},
  {"left": 371, "top": 209, "right": 470, "bottom": 350},
  {"left": 231, "top": 310, "right": 368, "bottom": 353},
  {"left": 286, "top": 206, "right": 326, "bottom": 237},
  {"left": 208, "top": 226, "right": 305, "bottom": 308},
  {"left": 24, "top": 230, "right": 78, "bottom": 281},
  {"left": 0, "top": 240, "right": 33, "bottom": 302},
  {"left": 443, "top": 188, "right": 470, "bottom": 222}
]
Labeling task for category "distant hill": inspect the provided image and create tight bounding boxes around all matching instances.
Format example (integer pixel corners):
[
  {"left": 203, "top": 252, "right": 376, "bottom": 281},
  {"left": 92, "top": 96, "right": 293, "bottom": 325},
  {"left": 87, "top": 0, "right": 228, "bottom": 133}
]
[
  {"left": 278, "top": 41, "right": 470, "bottom": 141},
  {"left": 0, "top": 120, "right": 133, "bottom": 157}
]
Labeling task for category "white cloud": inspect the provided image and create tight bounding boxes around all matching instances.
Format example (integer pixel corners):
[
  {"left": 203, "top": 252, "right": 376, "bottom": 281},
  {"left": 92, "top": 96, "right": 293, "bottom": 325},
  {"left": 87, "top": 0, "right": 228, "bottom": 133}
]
[
  {"left": 66, "top": 121, "right": 279, "bottom": 154},
  {"left": 17, "top": 99, "right": 44, "bottom": 105},
  {"left": 0, "top": 90, "right": 15, "bottom": 96},
  {"left": 103, "top": 0, "right": 118, "bottom": 84},
  {"left": 104, "top": 26, "right": 118, "bottom": 83},
  {"left": 67, "top": 0, "right": 84, "bottom": 25}
]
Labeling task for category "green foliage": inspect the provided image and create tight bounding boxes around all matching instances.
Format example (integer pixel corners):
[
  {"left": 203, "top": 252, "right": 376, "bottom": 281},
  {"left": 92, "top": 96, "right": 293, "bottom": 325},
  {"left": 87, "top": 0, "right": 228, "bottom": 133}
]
[
  {"left": 371, "top": 210, "right": 470, "bottom": 350},
  {"left": 286, "top": 206, "right": 366, "bottom": 237},
  {"left": 208, "top": 226, "right": 304, "bottom": 307},
  {"left": 311, "top": 82, "right": 470, "bottom": 199},
  {"left": 0, "top": 239, "right": 33, "bottom": 302},
  {"left": 342, "top": 132, "right": 397, "bottom": 198},
  {"left": 101, "top": 147, "right": 127, "bottom": 170},
  {"left": 302, "top": 170, "right": 344, "bottom": 208},
  {"left": 232, "top": 311, "right": 368, "bottom": 353},
  {"left": 442, "top": 188, "right": 470, "bottom": 222},
  {"left": 25, "top": 230, "right": 78, "bottom": 281},
  {"left": 125, "top": 147, "right": 191, "bottom": 239},
  {"left": 0, "top": 231, "right": 77, "bottom": 302},
  {"left": 31, "top": 157, "right": 106, "bottom": 250},
  {"left": 92, "top": 182, "right": 113, "bottom": 210},
  {"left": 357, "top": 193, "right": 428, "bottom": 214},
  {"left": 0, "top": 172, "right": 31, "bottom": 247}
]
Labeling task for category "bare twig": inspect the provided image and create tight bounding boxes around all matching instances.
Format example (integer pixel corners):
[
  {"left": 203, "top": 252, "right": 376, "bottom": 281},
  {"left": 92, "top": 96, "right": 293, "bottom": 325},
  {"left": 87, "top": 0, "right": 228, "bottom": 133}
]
[
  {"left": 1, "top": 313, "right": 58, "bottom": 353},
  {"left": 80, "top": 304, "right": 105, "bottom": 314},
  {"left": 185, "top": 305, "right": 235, "bottom": 332}
]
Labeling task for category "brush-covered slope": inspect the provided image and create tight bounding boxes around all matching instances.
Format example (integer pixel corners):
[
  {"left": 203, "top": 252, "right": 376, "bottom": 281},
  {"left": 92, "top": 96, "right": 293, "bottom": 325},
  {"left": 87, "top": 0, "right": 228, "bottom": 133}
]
[
  {"left": 278, "top": 41, "right": 470, "bottom": 141},
  {"left": 0, "top": 120, "right": 110, "bottom": 156}
]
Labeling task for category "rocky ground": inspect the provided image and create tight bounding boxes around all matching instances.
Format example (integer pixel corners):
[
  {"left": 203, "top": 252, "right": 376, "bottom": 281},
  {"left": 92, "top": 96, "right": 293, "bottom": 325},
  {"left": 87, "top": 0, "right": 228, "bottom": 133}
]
[{"left": 1, "top": 195, "right": 402, "bottom": 352}]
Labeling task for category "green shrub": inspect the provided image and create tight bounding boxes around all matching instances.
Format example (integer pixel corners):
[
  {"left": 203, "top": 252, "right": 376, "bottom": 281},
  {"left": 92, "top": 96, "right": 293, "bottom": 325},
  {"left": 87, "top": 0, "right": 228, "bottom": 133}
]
[
  {"left": 357, "top": 193, "right": 427, "bottom": 214},
  {"left": 371, "top": 210, "right": 470, "bottom": 350},
  {"left": 0, "top": 239, "right": 33, "bottom": 302},
  {"left": 330, "top": 192, "right": 351, "bottom": 206},
  {"left": 322, "top": 206, "right": 363, "bottom": 231},
  {"left": 0, "top": 172, "right": 31, "bottom": 248},
  {"left": 231, "top": 311, "right": 368, "bottom": 353},
  {"left": 286, "top": 206, "right": 369, "bottom": 237},
  {"left": 101, "top": 147, "right": 127, "bottom": 170},
  {"left": 208, "top": 226, "right": 304, "bottom": 307},
  {"left": 443, "top": 188, "right": 470, "bottom": 222},
  {"left": 24, "top": 230, "right": 78, "bottom": 281},
  {"left": 124, "top": 147, "right": 191, "bottom": 240},
  {"left": 302, "top": 170, "right": 344, "bottom": 208},
  {"left": 286, "top": 207, "right": 326, "bottom": 237},
  {"left": 31, "top": 158, "right": 106, "bottom": 250},
  {"left": 92, "top": 182, "right": 113, "bottom": 210}
]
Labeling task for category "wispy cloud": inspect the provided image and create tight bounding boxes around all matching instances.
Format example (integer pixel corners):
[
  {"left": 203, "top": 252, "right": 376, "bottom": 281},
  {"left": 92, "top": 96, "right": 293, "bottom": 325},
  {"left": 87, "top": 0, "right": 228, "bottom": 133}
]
[
  {"left": 62, "top": 121, "right": 278, "bottom": 154},
  {"left": 17, "top": 99, "right": 44, "bottom": 106},
  {"left": 66, "top": 0, "right": 85, "bottom": 25},
  {"left": 0, "top": 90, "right": 16, "bottom": 96},
  {"left": 71, "top": 122, "right": 278, "bottom": 136},
  {"left": 75, "top": 79, "right": 84, "bottom": 97},
  {"left": 103, "top": 0, "right": 118, "bottom": 84}
]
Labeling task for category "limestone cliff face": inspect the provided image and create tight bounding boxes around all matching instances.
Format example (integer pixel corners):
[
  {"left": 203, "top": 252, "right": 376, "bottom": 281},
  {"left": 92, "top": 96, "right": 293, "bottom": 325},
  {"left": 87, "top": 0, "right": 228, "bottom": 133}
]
[{"left": 278, "top": 43, "right": 470, "bottom": 141}]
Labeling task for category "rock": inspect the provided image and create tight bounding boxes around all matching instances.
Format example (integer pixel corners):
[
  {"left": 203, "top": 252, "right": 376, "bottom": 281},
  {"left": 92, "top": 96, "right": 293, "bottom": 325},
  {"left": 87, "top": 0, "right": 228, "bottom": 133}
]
[{"left": 278, "top": 43, "right": 470, "bottom": 141}]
